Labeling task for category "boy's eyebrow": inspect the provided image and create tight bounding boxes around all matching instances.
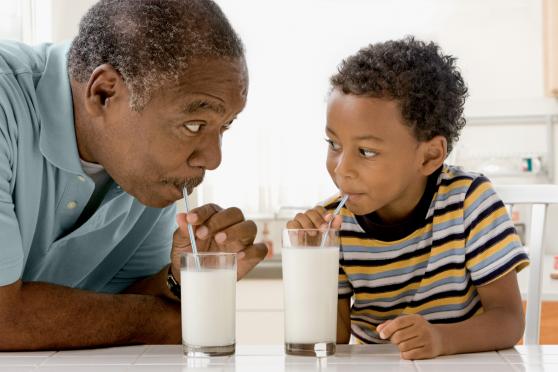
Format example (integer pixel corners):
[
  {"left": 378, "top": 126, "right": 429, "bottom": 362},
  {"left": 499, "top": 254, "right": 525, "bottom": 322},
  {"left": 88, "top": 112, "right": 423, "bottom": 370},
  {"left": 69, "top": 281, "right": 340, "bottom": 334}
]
[
  {"left": 354, "top": 134, "right": 384, "bottom": 142},
  {"left": 183, "top": 99, "right": 226, "bottom": 115},
  {"left": 326, "top": 127, "right": 384, "bottom": 142}
]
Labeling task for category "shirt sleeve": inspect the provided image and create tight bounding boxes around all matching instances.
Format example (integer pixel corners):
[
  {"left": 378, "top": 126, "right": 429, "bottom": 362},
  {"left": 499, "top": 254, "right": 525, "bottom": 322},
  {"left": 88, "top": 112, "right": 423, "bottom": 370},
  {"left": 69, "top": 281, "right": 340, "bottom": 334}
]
[
  {"left": 103, "top": 203, "right": 176, "bottom": 293},
  {"left": 463, "top": 176, "right": 529, "bottom": 287},
  {"left": 338, "top": 264, "right": 354, "bottom": 298},
  {"left": 0, "top": 86, "right": 24, "bottom": 287}
]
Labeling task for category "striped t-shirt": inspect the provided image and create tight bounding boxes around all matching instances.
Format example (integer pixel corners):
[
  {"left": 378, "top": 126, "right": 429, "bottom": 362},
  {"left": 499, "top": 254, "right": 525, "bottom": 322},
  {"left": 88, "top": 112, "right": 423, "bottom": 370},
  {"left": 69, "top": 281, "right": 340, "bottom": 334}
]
[{"left": 323, "top": 165, "right": 529, "bottom": 344}]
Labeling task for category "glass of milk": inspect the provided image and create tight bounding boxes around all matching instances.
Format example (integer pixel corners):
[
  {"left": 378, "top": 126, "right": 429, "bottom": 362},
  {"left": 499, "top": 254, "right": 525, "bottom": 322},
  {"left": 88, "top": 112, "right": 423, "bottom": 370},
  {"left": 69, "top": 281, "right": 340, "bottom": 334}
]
[
  {"left": 181, "top": 252, "right": 237, "bottom": 357},
  {"left": 281, "top": 229, "right": 340, "bottom": 356}
]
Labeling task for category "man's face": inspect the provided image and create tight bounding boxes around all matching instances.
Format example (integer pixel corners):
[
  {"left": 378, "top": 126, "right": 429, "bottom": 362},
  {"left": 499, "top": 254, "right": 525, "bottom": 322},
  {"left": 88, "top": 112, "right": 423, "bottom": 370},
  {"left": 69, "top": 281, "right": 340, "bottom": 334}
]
[
  {"left": 325, "top": 89, "right": 426, "bottom": 221},
  {"left": 93, "top": 58, "right": 248, "bottom": 207}
]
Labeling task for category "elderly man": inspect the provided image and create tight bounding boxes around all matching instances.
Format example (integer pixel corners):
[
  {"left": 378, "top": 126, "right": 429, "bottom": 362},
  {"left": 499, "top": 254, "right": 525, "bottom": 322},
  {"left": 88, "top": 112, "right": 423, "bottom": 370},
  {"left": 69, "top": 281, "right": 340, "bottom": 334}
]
[{"left": 0, "top": 0, "right": 266, "bottom": 350}]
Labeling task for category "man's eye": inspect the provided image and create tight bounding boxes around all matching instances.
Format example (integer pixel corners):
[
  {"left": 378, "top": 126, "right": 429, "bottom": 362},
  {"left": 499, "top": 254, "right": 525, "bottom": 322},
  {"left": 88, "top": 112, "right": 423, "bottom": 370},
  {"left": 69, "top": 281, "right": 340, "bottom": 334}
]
[
  {"left": 359, "top": 148, "right": 377, "bottom": 158},
  {"left": 184, "top": 123, "right": 204, "bottom": 133},
  {"left": 325, "top": 138, "right": 341, "bottom": 151}
]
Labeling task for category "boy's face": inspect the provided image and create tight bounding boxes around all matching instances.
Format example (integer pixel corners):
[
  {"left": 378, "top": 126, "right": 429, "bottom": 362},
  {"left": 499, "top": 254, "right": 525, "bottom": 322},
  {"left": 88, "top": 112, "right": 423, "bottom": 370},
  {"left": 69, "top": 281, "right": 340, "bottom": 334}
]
[{"left": 325, "top": 89, "right": 433, "bottom": 221}]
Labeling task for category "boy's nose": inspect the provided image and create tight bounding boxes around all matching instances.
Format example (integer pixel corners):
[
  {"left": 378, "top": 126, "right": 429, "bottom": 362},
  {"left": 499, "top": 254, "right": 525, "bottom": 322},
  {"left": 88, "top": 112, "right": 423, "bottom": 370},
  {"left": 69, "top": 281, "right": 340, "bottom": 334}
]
[{"left": 335, "top": 153, "right": 357, "bottom": 179}]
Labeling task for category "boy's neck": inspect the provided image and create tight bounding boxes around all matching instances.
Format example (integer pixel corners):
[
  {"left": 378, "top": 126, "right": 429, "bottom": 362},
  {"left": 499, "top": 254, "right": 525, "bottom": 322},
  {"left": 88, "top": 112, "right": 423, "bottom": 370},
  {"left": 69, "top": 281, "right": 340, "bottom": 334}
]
[{"left": 374, "top": 167, "right": 441, "bottom": 225}]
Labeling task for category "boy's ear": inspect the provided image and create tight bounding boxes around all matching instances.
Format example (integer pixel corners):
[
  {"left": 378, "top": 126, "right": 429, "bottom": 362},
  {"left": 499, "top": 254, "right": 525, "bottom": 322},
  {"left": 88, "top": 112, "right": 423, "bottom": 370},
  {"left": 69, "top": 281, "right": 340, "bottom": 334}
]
[
  {"left": 83, "top": 64, "right": 122, "bottom": 117},
  {"left": 419, "top": 135, "right": 447, "bottom": 176}
]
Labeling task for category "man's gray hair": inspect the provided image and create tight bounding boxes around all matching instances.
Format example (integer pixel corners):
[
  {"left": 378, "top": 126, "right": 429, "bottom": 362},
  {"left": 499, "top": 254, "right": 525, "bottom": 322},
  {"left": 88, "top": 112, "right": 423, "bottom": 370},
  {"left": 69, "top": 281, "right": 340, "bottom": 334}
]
[{"left": 68, "top": 0, "right": 245, "bottom": 110}]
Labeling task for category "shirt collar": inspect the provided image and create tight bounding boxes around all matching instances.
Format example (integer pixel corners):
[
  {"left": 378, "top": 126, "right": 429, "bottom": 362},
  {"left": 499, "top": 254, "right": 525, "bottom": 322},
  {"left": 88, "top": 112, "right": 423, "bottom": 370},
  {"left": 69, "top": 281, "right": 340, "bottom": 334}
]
[{"left": 36, "top": 43, "right": 84, "bottom": 176}]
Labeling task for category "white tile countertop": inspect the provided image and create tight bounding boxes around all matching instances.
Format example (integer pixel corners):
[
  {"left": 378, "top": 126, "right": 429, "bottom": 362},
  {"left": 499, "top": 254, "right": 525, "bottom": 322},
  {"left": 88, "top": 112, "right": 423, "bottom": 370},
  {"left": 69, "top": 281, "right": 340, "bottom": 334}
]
[{"left": 1, "top": 344, "right": 557, "bottom": 371}]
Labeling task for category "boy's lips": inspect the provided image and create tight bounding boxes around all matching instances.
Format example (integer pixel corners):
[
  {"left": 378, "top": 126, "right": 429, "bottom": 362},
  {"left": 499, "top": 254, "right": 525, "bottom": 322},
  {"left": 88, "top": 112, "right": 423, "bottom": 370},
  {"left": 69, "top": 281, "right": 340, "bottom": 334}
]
[{"left": 342, "top": 192, "right": 367, "bottom": 203}]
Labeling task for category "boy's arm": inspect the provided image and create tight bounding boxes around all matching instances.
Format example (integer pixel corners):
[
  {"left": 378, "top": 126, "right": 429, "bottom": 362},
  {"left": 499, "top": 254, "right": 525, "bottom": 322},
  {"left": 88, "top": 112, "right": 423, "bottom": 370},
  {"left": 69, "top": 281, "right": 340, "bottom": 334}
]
[
  {"left": 337, "top": 297, "right": 351, "bottom": 343},
  {"left": 377, "top": 270, "right": 524, "bottom": 359},
  {"left": 436, "top": 269, "right": 524, "bottom": 355}
]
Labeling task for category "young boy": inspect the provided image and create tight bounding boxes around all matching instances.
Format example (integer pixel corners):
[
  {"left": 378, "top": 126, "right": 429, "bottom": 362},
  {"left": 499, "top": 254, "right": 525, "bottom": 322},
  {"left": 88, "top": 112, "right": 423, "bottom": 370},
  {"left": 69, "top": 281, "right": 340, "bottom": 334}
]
[{"left": 287, "top": 37, "right": 529, "bottom": 360}]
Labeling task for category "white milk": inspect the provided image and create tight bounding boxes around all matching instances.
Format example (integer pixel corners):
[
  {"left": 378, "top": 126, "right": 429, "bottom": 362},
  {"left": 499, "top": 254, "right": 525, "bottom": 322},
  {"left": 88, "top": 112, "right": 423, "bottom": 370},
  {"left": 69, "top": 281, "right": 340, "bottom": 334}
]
[
  {"left": 181, "top": 268, "right": 236, "bottom": 347},
  {"left": 282, "top": 246, "right": 339, "bottom": 344}
]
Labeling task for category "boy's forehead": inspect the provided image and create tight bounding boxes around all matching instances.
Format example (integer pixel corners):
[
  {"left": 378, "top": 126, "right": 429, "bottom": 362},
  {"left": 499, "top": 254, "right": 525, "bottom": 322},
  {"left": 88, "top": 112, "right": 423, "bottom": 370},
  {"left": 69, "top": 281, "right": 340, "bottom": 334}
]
[{"left": 327, "top": 91, "right": 419, "bottom": 144}]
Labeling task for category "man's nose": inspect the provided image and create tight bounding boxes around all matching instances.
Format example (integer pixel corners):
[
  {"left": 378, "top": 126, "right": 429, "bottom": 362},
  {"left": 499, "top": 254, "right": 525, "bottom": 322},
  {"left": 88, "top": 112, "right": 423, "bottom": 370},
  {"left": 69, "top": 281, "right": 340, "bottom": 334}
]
[{"left": 188, "top": 134, "right": 223, "bottom": 171}]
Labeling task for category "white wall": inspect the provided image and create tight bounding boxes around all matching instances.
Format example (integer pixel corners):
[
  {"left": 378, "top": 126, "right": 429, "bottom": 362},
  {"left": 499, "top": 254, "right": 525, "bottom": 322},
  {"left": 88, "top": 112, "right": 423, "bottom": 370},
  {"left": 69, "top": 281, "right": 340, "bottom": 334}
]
[{"left": 44, "top": 0, "right": 558, "bottom": 251}]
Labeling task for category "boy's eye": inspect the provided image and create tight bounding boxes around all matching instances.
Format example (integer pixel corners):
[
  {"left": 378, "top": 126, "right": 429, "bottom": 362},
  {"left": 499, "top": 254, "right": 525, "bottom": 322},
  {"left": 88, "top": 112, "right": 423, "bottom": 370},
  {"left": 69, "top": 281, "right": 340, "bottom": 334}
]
[
  {"left": 184, "top": 122, "right": 204, "bottom": 134},
  {"left": 325, "top": 138, "right": 341, "bottom": 151},
  {"left": 359, "top": 148, "right": 377, "bottom": 158}
]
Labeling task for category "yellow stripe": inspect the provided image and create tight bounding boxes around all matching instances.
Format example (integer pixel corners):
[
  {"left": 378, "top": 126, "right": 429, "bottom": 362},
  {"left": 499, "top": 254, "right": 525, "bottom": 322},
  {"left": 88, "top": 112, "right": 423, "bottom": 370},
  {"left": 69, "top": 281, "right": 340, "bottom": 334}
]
[
  {"left": 343, "top": 252, "right": 431, "bottom": 276},
  {"left": 341, "top": 224, "right": 432, "bottom": 247},
  {"left": 435, "top": 208, "right": 462, "bottom": 224},
  {"left": 356, "top": 281, "right": 422, "bottom": 301},
  {"left": 466, "top": 234, "right": 520, "bottom": 268},
  {"left": 430, "top": 238, "right": 465, "bottom": 256},
  {"left": 407, "top": 285, "right": 477, "bottom": 313},
  {"left": 467, "top": 207, "right": 508, "bottom": 241},
  {"left": 464, "top": 181, "right": 492, "bottom": 210}
]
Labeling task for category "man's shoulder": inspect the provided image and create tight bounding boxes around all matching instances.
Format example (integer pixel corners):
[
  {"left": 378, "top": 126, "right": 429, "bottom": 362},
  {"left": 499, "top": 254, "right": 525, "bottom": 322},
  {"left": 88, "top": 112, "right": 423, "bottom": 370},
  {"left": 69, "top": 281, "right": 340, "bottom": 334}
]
[{"left": 0, "top": 40, "right": 51, "bottom": 76}]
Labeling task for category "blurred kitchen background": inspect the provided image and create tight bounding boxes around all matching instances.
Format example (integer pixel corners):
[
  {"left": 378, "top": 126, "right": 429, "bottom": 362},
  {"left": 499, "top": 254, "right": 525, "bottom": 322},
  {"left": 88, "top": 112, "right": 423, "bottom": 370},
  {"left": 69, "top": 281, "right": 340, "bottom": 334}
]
[{"left": 3, "top": 0, "right": 558, "bottom": 343}]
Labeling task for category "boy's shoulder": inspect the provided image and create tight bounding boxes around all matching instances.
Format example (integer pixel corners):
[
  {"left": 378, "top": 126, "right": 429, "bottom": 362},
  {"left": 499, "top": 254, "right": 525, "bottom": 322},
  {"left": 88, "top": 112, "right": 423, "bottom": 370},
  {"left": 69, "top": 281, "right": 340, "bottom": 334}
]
[{"left": 438, "top": 164, "right": 492, "bottom": 193}]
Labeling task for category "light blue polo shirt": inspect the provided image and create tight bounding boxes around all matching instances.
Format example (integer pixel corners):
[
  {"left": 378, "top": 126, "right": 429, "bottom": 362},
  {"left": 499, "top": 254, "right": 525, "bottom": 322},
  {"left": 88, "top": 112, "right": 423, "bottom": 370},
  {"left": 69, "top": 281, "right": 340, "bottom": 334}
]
[{"left": 0, "top": 41, "right": 176, "bottom": 293}]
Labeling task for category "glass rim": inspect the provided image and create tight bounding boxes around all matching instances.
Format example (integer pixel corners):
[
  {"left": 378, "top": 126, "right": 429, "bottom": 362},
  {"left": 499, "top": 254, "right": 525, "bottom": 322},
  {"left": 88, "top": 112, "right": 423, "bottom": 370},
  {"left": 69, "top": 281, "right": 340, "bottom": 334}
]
[
  {"left": 283, "top": 228, "right": 340, "bottom": 232},
  {"left": 182, "top": 252, "right": 237, "bottom": 257}
]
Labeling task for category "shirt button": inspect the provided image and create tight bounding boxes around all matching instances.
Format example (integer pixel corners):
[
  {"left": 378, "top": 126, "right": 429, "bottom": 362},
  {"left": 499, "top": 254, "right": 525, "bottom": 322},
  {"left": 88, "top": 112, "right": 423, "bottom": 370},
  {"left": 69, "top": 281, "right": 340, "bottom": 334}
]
[
  {"left": 77, "top": 175, "right": 86, "bottom": 182},
  {"left": 66, "top": 201, "right": 78, "bottom": 210}
]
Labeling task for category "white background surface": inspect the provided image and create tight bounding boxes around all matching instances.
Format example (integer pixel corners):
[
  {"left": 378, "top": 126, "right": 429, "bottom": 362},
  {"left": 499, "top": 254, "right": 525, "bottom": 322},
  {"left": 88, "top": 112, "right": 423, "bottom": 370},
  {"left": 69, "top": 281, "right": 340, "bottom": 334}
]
[{"left": 0, "top": 344, "right": 557, "bottom": 371}]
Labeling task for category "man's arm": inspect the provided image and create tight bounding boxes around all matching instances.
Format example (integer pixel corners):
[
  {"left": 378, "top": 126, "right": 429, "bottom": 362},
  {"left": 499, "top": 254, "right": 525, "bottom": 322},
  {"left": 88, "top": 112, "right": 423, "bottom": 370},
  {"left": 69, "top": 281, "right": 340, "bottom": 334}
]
[{"left": 0, "top": 279, "right": 181, "bottom": 351}]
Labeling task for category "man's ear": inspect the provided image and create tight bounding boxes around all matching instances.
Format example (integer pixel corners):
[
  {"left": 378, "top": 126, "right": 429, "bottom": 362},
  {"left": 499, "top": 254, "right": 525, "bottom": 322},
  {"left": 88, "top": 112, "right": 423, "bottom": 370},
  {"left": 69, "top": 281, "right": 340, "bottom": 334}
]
[
  {"left": 419, "top": 135, "right": 447, "bottom": 176},
  {"left": 83, "top": 64, "right": 123, "bottom": 117}
]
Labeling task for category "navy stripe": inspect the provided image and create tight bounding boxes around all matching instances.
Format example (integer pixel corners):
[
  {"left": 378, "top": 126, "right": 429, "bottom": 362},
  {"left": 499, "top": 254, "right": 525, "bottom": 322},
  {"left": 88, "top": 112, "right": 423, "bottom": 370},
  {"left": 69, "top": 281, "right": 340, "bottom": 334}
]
[
  {"left": 353, "top": 280, "right": 473, "bottom": 312},
  {"left": 428, "top": 300, "right": 482, "bottom": 324},
  {"left": 465, "top": 199, "right": 505, "bottom": 237},
  {"left": 464, "top": 176, "right": 489, "bottom": 196},
  {"left": 349, "top": 261, "right": 467, "bottom": 295},
  {"left": 439, "top": 174, "right": 474, "bottom": 187},
  {"left": 466, "top": 227, "right": 518, "bottom": 262},
  {"left": 433, "top": 200, "right": 463, "bottom": 217},
  {"left": 341, "top": 245, "right": 433, "bottom": 267},
  {"left": 433, "top": 231, "right": 466, "bottom": 247},
  {"left": 473, "top": 253, "right": 529, "bottom": 286}
]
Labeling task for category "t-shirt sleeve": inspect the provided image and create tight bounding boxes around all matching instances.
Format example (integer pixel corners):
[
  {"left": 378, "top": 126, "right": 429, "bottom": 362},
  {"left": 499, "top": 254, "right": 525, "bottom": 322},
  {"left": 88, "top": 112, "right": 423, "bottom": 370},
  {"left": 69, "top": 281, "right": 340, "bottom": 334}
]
[
  {"left": 338, "top": 264, "right": 354, "bottom": 298},
  {"left": 463, "top": 176, "right": 529, "bottom": 287},
  {"left": 104, "top": 204, "right": 176, "bottom": 293},
  {"left": 0, "top": 89, "right": 24, "bottom": 287}
]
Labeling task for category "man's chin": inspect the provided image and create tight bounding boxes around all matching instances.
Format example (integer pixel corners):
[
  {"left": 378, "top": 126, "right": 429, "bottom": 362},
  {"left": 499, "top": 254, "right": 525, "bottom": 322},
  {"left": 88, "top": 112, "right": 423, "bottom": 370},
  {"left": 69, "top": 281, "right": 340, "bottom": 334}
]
[{"left": 134, "top": 193, "right": 177, "bottom": 209}]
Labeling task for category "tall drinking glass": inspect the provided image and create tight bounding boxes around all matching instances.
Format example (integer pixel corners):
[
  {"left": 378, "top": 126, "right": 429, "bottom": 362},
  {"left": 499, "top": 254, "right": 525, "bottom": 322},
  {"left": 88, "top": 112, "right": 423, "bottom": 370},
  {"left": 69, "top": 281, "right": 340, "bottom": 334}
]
[
  {"left": 181, "top": 252, "right": 236, "bottom": 357},
  {"left": 282, "top": 229, "right": 340, "bottom": 357}
]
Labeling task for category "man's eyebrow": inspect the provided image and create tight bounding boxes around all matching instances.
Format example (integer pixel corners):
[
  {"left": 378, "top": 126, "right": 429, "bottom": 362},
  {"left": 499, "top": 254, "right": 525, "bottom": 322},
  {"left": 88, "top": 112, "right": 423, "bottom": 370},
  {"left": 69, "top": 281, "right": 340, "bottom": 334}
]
[{"left": 183, "top": 100, "right": 226, "bottom": 115}]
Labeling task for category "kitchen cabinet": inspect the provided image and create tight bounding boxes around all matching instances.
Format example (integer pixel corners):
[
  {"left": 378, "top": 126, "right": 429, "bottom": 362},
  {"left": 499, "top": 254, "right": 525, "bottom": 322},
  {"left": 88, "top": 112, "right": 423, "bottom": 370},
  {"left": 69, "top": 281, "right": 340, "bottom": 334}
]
[{"left": 544, "top": 0, "right": 558, "bottom": 96}]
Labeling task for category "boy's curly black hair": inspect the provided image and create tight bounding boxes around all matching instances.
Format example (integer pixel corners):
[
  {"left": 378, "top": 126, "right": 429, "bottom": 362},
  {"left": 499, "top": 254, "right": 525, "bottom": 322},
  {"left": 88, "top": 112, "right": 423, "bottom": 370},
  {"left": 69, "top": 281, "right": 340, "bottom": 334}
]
[{"left": 330, "top": 36, "right": 468, "bottom": 154}]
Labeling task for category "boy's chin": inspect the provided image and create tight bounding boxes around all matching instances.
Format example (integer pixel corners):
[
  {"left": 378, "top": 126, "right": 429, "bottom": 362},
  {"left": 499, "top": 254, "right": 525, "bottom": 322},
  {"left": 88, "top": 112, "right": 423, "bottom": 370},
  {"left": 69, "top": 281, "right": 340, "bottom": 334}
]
[{"left": 345, "top": 201, "right": 375, "bottom": 216}]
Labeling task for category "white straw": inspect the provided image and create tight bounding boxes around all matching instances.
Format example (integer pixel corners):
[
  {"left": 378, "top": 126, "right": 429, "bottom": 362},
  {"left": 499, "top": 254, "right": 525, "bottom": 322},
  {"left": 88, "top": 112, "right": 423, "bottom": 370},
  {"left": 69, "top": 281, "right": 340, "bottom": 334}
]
[
  {"left": 183, "top": 186, "right": 201, "bottom": 270},
  {"left": 320, "top": 194, "right": 349, "bottom": 248}
]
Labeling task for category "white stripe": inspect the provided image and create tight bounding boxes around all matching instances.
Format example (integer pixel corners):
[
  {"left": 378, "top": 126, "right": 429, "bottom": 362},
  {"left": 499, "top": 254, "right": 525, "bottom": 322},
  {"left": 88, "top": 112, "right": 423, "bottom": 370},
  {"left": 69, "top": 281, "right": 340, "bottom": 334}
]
[
  {"left": 464, "top": 193, "right": 500, "bottom": 228},
  {"left": 422, "top": 295, "right": 480, "bottom": 322},
  {"left": 471, "top": 248, "right": 527, "bottom": 282},
  {"left": 465, "top": 218, "right": 515, "bottom": 255}
]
